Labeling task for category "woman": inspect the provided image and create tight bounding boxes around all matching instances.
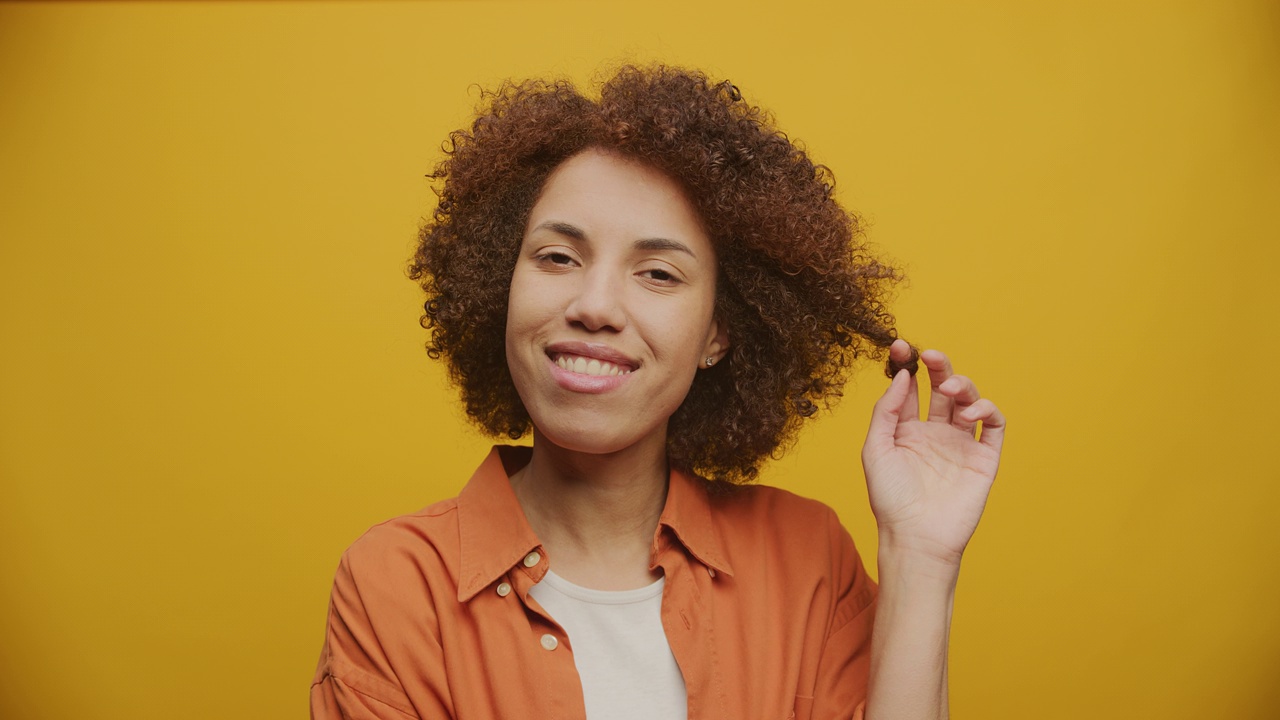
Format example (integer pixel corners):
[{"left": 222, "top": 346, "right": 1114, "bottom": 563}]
[{"left": 311, "top": 65, "right": 1005, "bottom": 720}]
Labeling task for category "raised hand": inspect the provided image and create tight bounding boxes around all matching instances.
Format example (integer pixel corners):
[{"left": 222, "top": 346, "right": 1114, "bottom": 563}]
[{"left": 861, "top": 339, "right": 1006, "bottom": 569}]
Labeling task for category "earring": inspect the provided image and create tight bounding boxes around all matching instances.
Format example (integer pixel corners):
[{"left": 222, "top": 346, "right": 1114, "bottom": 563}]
[{"left": 705, "top": 356, "right": 715, "bottom": 367}]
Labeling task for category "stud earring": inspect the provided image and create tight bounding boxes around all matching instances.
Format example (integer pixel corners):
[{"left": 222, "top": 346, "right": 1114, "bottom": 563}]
[{"left": 705, "top": 356, "right": 715, "bottom": 367}]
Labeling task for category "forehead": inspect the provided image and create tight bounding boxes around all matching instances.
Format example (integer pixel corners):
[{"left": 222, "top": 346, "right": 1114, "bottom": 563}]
[{"left": 527, "top": 149, "right": 711, "bottom": 251}]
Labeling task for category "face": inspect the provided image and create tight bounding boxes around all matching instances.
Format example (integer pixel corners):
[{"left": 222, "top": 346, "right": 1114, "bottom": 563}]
[{"left": 505, "top": 148, "right": 729, "bottom": 458}]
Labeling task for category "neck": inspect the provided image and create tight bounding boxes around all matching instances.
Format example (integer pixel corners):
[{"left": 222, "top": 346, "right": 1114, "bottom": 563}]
[{"left": 510, "top": 429, "right": 670, "bottom": 590}]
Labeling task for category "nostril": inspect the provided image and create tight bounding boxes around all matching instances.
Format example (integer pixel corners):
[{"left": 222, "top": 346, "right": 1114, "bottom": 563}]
[{"left": 563, "top": 285, "right": 627, "bottom": 332}]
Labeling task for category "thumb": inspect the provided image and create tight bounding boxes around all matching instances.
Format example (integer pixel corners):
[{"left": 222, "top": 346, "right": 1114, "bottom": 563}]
[{"left": 864, "top": 369, "right": 911, "bottom": 455}]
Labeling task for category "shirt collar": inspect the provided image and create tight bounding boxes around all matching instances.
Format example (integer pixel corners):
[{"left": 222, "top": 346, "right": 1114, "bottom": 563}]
[
  {"left": 456, "top": 446, "right": 542, "bottom": 602},
  {"left": 659, "top": 464, "right": 735, "bottom": 578},
  {"left": 455, "top": 445, "right": 736, "bottom": 602}
]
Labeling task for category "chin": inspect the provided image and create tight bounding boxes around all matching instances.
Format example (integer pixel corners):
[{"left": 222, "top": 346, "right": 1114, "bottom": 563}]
[
  {"left": 535, "top": 429, "right": 635, "bottom": 457},
  {"left": 531, "top": 417, "right": 665, "bottom": 459}
]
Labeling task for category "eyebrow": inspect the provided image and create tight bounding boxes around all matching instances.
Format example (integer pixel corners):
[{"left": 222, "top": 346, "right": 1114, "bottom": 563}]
[
  {"left": 535, "top": 220, "right": 587, "bottom": 241},
  {"left": 531, "top": 220, "right": 697, "bottom": 258}
]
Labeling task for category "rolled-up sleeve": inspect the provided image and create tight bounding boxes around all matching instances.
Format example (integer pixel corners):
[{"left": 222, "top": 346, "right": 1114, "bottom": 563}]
[
  {"left": 811, "top": 507, "right": 878, "bottom": 720},
  {"left": 310, "top": 550, "right": 448, "bottom": 720}
]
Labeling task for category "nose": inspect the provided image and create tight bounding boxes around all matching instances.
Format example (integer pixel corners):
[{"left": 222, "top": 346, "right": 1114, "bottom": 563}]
[{"left": 564, "top": 266, "right": 627, "bottom": 332}]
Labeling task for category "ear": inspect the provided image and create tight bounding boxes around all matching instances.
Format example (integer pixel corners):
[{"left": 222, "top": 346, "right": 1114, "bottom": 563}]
[{"left": 699, "top": 315, "right": 731, "bottom": 370}]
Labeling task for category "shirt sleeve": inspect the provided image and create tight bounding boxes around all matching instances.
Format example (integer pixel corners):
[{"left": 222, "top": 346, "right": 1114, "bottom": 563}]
[
  {"left": 310, "top": 548, "right": 452, "bottom": 719},
  {"left": 810, "top": 507, "right": 878, "bottom": 720}
]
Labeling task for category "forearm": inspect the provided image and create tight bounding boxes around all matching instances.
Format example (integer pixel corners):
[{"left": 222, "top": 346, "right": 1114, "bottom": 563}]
[{"left": 864, "top": 543, "right": 960, "bottom": 720}]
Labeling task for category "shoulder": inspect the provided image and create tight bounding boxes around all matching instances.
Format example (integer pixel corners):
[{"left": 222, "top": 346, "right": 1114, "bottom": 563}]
[
  {"left": 334, "top": 495, "right": 465, "bottom": 603},
  {"left": 704, "top": 482, "right": 858, "bottom": 566},
  {"left": 706, "top": 483, "right": 874, "bottom": 612},
  {"left": 315, "top": 499, "right": 464, "bottom": 718},
  {"left": 346, "top": 496, "right": 462, "bottom": 557},
  {"left": 708, "top": 482, "right": 846, "bottom": 540}
]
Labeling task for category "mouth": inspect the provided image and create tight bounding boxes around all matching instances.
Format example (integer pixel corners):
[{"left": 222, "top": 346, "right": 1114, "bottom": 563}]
[
  {"left": 545, "top": 342, "right": 638, "bottom": 378},
  {"left": 550, "top": 352, "right": 633, "bottom": 377}
]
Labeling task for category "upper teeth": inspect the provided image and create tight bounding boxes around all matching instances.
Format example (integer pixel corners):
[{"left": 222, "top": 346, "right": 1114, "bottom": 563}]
[{"left": 555, "top": 354, "right": 631, "bottom": 377}]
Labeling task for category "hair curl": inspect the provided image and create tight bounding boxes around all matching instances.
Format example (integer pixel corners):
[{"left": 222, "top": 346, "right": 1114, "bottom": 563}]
[{"left": 410, "top": 65, "right": 916, "bottom": 483}]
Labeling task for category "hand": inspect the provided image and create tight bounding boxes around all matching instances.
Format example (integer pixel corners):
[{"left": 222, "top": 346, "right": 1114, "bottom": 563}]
[{"left": 861, "top": 340, "right": 1006, "bottom": 569}]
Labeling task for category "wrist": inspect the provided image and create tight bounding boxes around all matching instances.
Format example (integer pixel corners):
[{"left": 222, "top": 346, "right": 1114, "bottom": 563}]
[{"left": 877, "top": 535, "right": 964, "bottom": 587}]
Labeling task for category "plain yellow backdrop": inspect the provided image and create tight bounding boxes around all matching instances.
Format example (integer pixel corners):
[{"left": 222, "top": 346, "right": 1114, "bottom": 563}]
[{"left": 2, "top": 1, "right": 1277, "bottom": 718}]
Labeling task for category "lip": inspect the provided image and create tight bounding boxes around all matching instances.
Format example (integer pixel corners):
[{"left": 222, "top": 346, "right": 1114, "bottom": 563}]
[
  {"left": 544, "top": 341, "right": 638, "bottom": 394},
  {"left": 544, "top": 341, "right": 640, "bottom": 371}
]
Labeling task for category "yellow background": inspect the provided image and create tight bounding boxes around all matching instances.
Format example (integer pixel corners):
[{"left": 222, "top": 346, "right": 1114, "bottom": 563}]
[{"left": 2, "top": 1, "right": 1277, "bottom": 717}]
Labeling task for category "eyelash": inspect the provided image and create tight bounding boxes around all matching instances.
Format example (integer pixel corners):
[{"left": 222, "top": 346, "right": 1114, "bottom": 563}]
[
  {"left": 535, "top": 251, "right": 576, "bottom": 266},
  {"left": 641, "top": 268, "right": 680, "bottom": 285}
]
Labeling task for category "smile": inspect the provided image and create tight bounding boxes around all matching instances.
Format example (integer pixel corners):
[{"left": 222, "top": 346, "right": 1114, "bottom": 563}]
[{"left": 551, "top": 353, "right": 634, "bottom": 377}]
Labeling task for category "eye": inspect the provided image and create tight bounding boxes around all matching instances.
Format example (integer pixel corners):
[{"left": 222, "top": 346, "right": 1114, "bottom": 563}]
[
  {"left": 534, "top": 250, "right": 577, "bottom": 267},
  {"left": 639, "top": 267, "right": 682, "bottom": 286}
]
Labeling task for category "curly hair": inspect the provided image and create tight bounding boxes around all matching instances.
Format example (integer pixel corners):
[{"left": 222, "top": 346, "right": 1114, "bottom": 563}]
[{"left": 410, "top": 65, "right": 916, "bottom": 483}]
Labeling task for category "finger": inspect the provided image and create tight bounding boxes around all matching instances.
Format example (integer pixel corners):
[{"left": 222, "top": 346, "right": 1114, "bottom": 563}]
[
  {"left": 920, "top": 349, "right": 955, "bottom": 423},
  {"left": 864, "top": 369, "right": 912, "bottom": 455},
  {"left": 886, "top": 337, "right": 919, "bottom": 376},
  {"left": 959, "top": 398, "right": 1006, "bottom": 453},
  {"left": 937, "top": 374, "right": 981, "bottom": 433},
  {"left": 902, "top": 371, "right": 921, "bottom": 425},
  {"left": 889, "top": 340, "right": 920, "bottom": 425}
]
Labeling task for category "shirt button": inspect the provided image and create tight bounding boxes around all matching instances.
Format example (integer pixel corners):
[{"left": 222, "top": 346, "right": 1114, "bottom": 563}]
[
  {"left": 496, "top": 582, "right": 512, "bottom": 597},
  {"left": 540, "top": 634, "right": 558, "bottom": 651},
  {"left": 523, "top": 551, "right": 541, "bottom": 568}
]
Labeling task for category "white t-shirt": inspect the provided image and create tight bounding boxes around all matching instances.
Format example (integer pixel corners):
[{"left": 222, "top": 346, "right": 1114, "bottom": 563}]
[{"left": 528, "top": 570, "right": 687, "bottom": 719}]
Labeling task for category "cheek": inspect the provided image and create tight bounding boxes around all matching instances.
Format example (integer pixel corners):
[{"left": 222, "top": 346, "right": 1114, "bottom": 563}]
[
  {"left": 655, "top": 298, "right": 718, "bottom": 358},
  {"left": 505, "top": 271, "right": 541, "bottom": 335},
  {"left": 504, "top": 274, "right": 533, "bottom": 369},
  {"left": 504, "top": 272, "right": 561, "bottom": 363},
  {"left": 644, "top": 323, "right": 714, "bottom": 383}
]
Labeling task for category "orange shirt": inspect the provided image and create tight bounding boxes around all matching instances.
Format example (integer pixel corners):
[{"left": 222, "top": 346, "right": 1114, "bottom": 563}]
[{"left": 311, "top": 446, "right": 876, "bottom": 719}]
